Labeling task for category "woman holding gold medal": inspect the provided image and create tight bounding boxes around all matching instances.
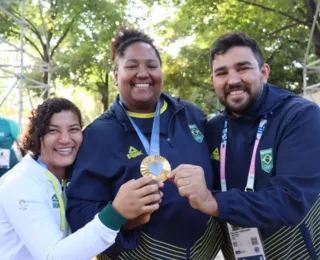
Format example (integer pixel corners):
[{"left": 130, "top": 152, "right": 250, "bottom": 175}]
[{"left": 66, "top": 29, "right": 223, "bottom": 259}]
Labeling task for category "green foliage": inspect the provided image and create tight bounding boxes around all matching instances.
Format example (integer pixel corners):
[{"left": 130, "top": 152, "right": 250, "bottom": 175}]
[
  {"left": 152, "top": 0, "right": 319, "bottom": 114},
  {"left": 0, "top": 0, "right": 129, "bottom": 113},
  {"left": 1, "top": 0, "right": 319, "bottom": 119}
]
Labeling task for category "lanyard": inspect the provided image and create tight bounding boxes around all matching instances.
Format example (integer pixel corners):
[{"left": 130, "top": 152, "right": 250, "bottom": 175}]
[
  {"left": 220, "top": 118, "right": 267, "bottom": 192},
  {"left": 37, "top": 156, "right": 67, "bottom": 231},
  {"left": 119, "top": 99, "right": 161, "bottom": 155}
]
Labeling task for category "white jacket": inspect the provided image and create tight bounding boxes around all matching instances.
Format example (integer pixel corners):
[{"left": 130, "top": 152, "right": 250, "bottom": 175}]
[{"left": 0, "top": 154, "right": 118, "bottom": 260}]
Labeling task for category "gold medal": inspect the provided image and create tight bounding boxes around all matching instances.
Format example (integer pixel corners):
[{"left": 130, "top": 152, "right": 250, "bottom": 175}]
[{"left": 140, "top": 155, "right": 171, "bottom": 181}]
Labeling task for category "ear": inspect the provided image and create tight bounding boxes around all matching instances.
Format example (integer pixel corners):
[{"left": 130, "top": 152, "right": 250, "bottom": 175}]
[
  {"left": 261, "top": 63, "right": 270, "bottom": 83},
  {"left": 210, "top": 75, "right": 217, "bottom": 93}
]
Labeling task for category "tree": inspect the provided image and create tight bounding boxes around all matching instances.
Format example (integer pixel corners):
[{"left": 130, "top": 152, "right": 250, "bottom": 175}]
[
  {"left": 0, "top": 0, "right": 128, "bottom": 109},
  {"left": 53, "top": 0, "right": 129, "bottom": 110},
  {"left": 149, "top": 0, "right": 319, "bottom": 113},
  {"left": 237, "top": 0, "right": 320, "bottom": 58}
]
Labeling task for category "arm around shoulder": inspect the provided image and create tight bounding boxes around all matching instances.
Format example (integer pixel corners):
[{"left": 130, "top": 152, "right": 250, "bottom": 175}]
[
  {"left": 66, "top": 120, "right": 141, "bottom": 255},
  {"left": 0, "top": 175, "right": 126, "bottom": 260}
]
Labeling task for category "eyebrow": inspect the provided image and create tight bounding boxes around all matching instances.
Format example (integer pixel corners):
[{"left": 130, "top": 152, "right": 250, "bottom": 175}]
[
  {"left": 69, "top": 124, "right": 81, "bottom": 127},
  {"left": 48, "top": 124, "right": 59, "bottom": 128},
  {"left": 236, "top": 61, "right": 253, "bottom": 67},
  {"left": 48, "top": 123, "right": 81, "bottom": 128},
  {"left": 214, "top": 61, "right": 253, "bottom": 73},
  {"left": 125, "top": 59, "right": 158, "bottom": 63}
]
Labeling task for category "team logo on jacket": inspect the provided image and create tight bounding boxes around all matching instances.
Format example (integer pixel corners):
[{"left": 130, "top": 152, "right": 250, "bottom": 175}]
[
  {"left": 189, "top": 124, "right": 204, "bottom": 143},
  {"left": 211, "top": 148, "right": 220, "bottom": 161},
  {"left": 127, "top": 146, "right": 143, "bottom": 159},
  {"left": 19, "top": 200, "right": 28, "bottom": 211},
  {"left": 52, "top": 194, "right": 59, "bottom": 208},
  {"left": 260, "top": 148, "right": 273, "bottom": 174}
]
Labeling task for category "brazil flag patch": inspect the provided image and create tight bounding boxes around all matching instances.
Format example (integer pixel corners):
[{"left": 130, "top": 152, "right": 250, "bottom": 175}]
[
  {"left": 260, "top": 148, "right": 273, "bottom": 174},
  {"left": 189, "top": 124, "right": 204, "bottom": 143}
]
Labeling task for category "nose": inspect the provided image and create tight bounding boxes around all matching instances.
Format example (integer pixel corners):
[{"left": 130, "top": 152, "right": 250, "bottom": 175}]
[
  {"left": 59, "top": 130, "right": 71, "bottom": 144},
  {"left": 136, "top": 64, "right": 149, "bottom": 78},
  {"left": 227, "top": 71, "right": 241, "bottom": 86}
]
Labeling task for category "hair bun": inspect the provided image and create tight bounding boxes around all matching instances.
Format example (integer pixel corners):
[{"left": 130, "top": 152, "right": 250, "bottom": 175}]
[{"left": 111, "top": 28, "right": 161, "bottom": 64}]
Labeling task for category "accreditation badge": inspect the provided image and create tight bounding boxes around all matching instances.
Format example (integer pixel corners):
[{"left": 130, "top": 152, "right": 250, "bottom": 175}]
[
  {"left": 227, "top": 223, "right": 266, "bottom": 260},
  {"left": 0, "top": 148, "right": 10, "bottom": 168}
]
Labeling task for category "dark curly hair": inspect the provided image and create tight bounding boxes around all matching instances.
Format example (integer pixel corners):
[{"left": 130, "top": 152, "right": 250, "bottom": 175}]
[
  {"left": 111, "top": 28, "right": 162, "bottom": 66},
  {"left": 210, "top": 32, "right": 264, "bottom": 71},
  {"left": 20, "top": 97, "right": 83, "bottom": 157}
]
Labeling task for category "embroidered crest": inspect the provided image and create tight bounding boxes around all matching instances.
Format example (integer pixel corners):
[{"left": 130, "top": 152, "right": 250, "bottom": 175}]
[
  {"left": 52, "top": 194, "right": 59, "bottom": 208},
  {"left": 19, "top": 200, "right": 28, "bottom": 211},
  {"left": 260, "top": 148, "right": 273, "bottom": 174},
  {"left": 189, "top": 124, "right": 204, "bottom": 143}
]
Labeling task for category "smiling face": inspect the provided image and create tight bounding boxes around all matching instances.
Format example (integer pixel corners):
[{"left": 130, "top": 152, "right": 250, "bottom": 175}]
[
  {"left": 211, "top": 46, "right": 270, "bottom": 116},
  {"left": 40, "top": 110, "right": 82, "bottom": 179},
  {"left": 114, "top": 42, "right": 163, "bottom": 113}
]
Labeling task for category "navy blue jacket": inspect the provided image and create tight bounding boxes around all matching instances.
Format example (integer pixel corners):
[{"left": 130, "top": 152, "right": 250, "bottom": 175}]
[
  {"left": 206, "top": 84, "right": 320, "bottom": 260},
  {"left": 67, "top": 93, "right": 222, "bottom": 259}
]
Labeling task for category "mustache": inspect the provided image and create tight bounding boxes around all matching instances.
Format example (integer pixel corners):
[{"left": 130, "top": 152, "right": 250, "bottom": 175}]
[{"left": 225, "top": 84, "right": 250, "bottom": 94}]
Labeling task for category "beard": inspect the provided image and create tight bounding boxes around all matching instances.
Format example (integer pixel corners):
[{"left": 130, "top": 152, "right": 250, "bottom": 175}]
[{"left": 219, "top": 83, "right": 262, "bottom": 116}]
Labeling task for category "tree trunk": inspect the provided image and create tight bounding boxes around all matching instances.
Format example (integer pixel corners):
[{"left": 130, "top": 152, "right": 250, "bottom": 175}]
[
  {"left": 42, "top": 53, "right": 50, "bottom": 99},
  {"left": 101, "top": 85, "right": 109, "bottom": 111},
  {"left": 97, "top": 71, "right": 110, "bottom": 111},
  {"left": 43, "top": 70, "right": 48, "bottom": 85}
]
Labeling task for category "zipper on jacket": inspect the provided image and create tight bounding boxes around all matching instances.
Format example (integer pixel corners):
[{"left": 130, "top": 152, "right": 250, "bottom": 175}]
[{"left": 167, "top": 106, "right": 185, "bottom": 147}]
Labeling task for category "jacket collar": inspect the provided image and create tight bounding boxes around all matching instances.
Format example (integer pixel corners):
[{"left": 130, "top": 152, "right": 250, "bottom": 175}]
[
  {"left": 107, "top": 92, "right": 184, "bottom": 132},
  {"left": 23, "top": 154, "right": 61, "bottom": 186}
]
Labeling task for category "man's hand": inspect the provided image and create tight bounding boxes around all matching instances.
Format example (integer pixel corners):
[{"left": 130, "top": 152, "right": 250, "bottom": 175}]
[
  {"left": 113, "top": 176, "right": 163, "bottom": 220},
  {"left": 167, "top": 164, "right": 219, "bottom": 216}
]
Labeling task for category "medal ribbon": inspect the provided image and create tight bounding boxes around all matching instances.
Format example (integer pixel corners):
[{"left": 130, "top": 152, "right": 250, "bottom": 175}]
[
  {"left": 37, "top": 156, "right": 67, "bottom": 231},
  {"left": 220, "top": 118, "right": 267, "bottom": 192},
  {"left": 119, "top": 99, "right": 161, "bottom": 156}
]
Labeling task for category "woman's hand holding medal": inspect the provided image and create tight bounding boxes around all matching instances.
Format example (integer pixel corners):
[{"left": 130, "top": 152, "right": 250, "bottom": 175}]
[
  {"left": 113, "top": 176, "right": 164, "bottom": 230},
  {"left": 113, "top": 176, "right": 164, "bottom": 220}
]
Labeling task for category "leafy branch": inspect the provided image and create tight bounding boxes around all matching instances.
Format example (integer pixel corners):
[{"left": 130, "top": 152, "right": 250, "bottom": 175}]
[{"left": 237, "top": 0, "right": 308, "bottom": 25}]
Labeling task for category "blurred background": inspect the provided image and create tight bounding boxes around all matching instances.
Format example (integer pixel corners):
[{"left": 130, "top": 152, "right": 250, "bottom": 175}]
[{"left": 0, "top": 0, "right": 319, "bottom": 128}]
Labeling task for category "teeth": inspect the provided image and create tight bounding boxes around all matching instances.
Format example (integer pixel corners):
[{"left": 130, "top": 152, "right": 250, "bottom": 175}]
[
  {"left": 135, "top": 84, "right": 150, "bottom": 88},
  {"left": 230, "top": 90, "right": 244, "bottom": 96},
  {"left": 56, "top": 148, "right": 72, "bottom": 152}
]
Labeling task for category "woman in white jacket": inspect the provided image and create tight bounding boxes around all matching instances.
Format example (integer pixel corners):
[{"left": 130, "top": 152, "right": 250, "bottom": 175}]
[{"left": 0, "top": 98, "right": 162, "bottom": 260}]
